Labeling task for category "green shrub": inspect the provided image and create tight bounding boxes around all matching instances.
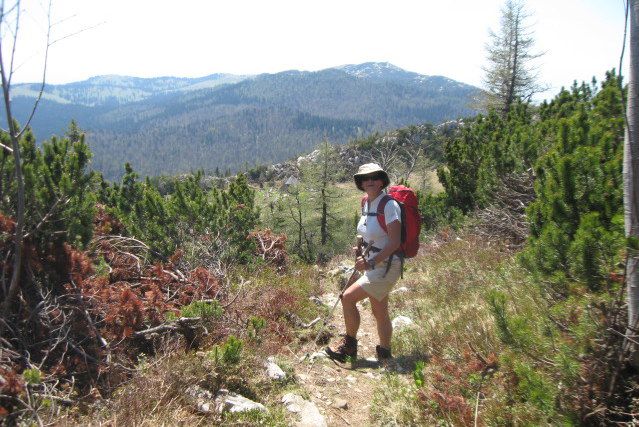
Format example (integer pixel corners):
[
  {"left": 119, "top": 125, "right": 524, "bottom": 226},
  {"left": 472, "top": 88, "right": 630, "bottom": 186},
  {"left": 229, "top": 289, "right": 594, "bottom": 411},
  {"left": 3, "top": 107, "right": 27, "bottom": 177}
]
[
  {"left": 413, "top": 361, "right": 426, "bottom": 388},
  {"left": 102, "top": 170, "right": 260, "bottom": 262},
  {"left": 180, "top": 300, "right": 223, "bottom": 319},
  {"left": 209, "top": 335, "right": 244, "bottom": 365},
  {"left": 248, "top": 316, "right": 266, "bottom": 340},
  {"left": 513, "top": 361, "right": 556, "bottom": 415},
  {"left": 521, "top": 72, "right": 623, "bottom": 290},
  {"left": 22, "top": 368, "right": 42, "bottom": 385}
]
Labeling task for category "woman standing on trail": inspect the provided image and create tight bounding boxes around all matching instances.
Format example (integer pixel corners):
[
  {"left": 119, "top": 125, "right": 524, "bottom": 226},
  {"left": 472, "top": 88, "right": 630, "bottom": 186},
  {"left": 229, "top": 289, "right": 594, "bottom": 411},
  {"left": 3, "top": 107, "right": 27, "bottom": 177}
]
[{"left": 326, "top": 163, "right": 402, "bottom": 363}]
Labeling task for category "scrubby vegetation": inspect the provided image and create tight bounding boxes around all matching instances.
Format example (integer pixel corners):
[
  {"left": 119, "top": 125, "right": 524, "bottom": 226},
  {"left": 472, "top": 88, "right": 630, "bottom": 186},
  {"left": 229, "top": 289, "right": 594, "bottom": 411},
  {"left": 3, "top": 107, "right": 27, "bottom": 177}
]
[
  {"left": 0, "top": 122, "right": 323, "bottom": 424},
  {"left": 403, "top": 70, "right": 633, "bottom": 424},
  {"left": 1, "top": 68, "right": 636, "bottom": 425}
]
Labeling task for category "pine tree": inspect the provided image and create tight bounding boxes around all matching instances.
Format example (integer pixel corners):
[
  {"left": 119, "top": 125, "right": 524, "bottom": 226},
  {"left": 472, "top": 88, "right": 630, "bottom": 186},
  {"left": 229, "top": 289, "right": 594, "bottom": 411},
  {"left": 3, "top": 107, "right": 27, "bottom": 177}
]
[
  {"left": 220, "top": 173, "right": 260, "bottom": 263},
  {"left": 0, "top": 123, "right": 96, "bottom": 294},
  {"left": 299, "top": 140, "right": 346, "bottom": 261},
  {"left": 483, "top": 0, "right": 543, "bottom": 116},
  {"left": 521, "top": 72, "right": 624, "bottom": 291}
]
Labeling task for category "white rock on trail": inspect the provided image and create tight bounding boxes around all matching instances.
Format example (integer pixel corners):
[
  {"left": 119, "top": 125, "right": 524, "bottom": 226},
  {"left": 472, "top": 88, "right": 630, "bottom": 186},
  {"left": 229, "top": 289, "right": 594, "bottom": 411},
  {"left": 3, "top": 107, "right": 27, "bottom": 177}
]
[
  {"left": 265, "top": 356, "right": 286, "bottom": 380},
  {"left": 186, "top": 384, "right": 213, "bottom": 400},
  {"left": 309, "top": 296, "right": 323, "bottom": 306},
  {"left": 391, "top": 286, "right": 410, "bottom": 294},
  {"left": 185, "top": 385, "right": 215, "bottom": 414},
  {"left": 187, "top": 385, "right": 267, "bottom": 414},
  {"left": 327, "top": 264, "right": 352, "bottom": 277},
  {"left": 214, "top": 389, "right": 267, "bottom": 413},
  {"left": 282, "top": 393, "right": 328, "bottom": 427},
  {"left": 309, "top": 351, "right": 328, "bottom": 361},
  {"left": 392, "top": 315, "right": 414, "bottom": 330}
]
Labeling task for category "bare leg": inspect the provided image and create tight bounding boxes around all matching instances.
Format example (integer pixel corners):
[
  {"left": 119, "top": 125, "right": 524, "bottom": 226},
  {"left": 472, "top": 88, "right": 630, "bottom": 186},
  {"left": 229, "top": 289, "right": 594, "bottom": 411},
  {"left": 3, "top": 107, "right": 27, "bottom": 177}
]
[
  {"left": 370, "top": 296, "right": 392, "bottom": 349},
  {"left": 341, "top": 284, "right": 369, "bottom": 338}
]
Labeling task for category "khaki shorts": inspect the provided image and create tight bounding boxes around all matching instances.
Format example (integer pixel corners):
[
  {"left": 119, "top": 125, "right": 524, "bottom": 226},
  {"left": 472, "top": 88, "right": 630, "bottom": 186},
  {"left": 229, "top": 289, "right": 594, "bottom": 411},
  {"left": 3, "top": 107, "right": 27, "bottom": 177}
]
[{"left": 356, "top": 258, "right": 402, "bottom": 302}]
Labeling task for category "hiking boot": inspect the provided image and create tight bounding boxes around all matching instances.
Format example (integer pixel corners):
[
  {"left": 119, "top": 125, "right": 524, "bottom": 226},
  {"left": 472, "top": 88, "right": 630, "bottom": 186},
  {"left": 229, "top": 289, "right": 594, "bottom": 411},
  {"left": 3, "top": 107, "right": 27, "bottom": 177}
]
[
  {"left": 325, "top": 334, "right": 358, "bottom": 363},
  {"left": 375, "top": 345, "right": 392, "bottom": 361}
]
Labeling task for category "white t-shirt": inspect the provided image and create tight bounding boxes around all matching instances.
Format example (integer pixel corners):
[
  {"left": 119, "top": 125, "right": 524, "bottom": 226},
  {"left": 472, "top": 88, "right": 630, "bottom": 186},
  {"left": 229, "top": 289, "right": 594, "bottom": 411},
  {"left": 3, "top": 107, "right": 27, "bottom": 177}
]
[{"left": 357, "top": 192, "right": 401, "bottom": 260}]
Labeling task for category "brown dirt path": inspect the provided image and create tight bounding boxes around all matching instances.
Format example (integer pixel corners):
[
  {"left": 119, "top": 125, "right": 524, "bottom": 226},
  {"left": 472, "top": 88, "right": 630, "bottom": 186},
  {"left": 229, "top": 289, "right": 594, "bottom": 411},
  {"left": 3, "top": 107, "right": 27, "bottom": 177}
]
[{"left": 289, "top": 293, "right": 411, "bottom": 426}]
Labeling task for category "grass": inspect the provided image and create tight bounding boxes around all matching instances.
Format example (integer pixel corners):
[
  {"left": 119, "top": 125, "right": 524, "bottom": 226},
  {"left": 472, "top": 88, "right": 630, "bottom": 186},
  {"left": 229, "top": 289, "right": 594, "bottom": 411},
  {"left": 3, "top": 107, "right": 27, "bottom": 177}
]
[
  {"left": 365, "top": 227, "right": 618, "bottom": 426},
  {"left": 49, "top": 227, "right": 602, "bottom": 426},
  {"left": 391, "top": 235, "right": 516, "bottom": 358},
  {"left": 63, "top": 338, "right": 305, "bottom": 426},
  {"left": 43, "top": 171, "right": 610, "bottom": 425},
  {"left": 367, "top": 231, "right": 578, "bottom": 425},
  {"left": 49, "top": 260, "right": 322, "bottom": 426}
]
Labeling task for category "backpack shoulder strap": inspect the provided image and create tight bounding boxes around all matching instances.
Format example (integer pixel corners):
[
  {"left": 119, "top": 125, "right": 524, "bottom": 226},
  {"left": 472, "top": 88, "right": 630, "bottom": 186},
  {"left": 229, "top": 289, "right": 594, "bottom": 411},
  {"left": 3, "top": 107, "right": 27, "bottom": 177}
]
[{"left": 376, "top": 194, "right": 392, "bottom": 233}]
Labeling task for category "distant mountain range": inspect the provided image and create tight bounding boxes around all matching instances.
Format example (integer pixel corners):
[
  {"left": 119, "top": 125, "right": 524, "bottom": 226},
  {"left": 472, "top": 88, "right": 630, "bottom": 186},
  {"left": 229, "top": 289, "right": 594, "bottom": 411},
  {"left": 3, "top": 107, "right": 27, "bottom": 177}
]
[{"left": 8, "top": 62, "right": 482, "bottom": 180}]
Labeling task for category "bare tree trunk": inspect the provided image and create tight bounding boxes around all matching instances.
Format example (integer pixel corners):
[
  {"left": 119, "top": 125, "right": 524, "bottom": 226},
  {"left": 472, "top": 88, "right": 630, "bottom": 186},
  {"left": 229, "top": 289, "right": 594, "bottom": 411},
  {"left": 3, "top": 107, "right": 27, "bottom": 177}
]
[
  {"left": 505, "top": 15, "right": 520, "bottom": 116},
  {"left": 0, "top": 1, "right": 26, "bottom": 317},
  {"left": 0, "top": 70, "right": 25, "bottom": 317},
  {"left": 320, "top": 140, "right": 330, "bottom": 246},
  {"left": 320, "top": 188, "right": 328, "bottom": 245},
  {"left": 624, "top": 0, "right": 639, "bottom": 368}
]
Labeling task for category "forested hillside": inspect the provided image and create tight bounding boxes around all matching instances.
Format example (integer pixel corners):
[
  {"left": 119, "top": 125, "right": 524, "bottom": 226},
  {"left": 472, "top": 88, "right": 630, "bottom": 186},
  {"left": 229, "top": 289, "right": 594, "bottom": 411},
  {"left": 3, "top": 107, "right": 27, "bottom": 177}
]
[
  {"left": 7, "top": 63, "right": 480, "bottom": 180},
  {"left": 11, "top": 73, "right": 248, "bottom": 106}
]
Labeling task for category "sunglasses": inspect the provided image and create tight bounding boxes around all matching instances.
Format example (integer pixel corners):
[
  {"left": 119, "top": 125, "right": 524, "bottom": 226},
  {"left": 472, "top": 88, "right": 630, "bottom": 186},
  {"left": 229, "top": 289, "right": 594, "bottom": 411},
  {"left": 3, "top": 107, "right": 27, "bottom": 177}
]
[{"left": 359, "top": 173, "right": 383, "bottom": 182}]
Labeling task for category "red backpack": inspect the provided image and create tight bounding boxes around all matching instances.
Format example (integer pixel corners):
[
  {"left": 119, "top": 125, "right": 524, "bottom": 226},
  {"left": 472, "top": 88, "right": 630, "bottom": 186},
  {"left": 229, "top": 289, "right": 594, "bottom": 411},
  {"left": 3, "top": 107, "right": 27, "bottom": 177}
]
[{"left": 361, "top": 185, "right": 421, "bottom": 258}]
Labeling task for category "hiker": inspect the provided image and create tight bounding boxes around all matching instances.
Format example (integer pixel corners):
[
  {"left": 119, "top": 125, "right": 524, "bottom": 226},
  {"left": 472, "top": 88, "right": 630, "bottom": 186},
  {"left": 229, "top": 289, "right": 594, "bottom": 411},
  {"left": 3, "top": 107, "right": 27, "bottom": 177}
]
[{"left": 326, "top": 163, "right": 402, "bottom": 363}]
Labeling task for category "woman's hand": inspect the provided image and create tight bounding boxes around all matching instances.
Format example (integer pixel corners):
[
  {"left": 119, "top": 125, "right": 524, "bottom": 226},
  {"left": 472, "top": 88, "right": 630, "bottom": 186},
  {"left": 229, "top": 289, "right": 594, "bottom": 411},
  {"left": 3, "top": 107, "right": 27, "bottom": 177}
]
[{"left": 354, "top": 256, "right": 368, "bottom": 272}]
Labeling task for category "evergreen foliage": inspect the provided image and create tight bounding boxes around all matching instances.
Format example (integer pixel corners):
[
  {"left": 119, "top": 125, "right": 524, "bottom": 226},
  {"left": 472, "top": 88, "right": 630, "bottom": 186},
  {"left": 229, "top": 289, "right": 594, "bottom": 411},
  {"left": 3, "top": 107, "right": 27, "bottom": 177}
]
[
  {"left": 520, "top": 72, "right": 624, "bottom": 291},
  {"left": 422, "top": 103, "right": 534, "bottom": 230},
  {"left": 423, "top": 70, "right": 629, "bottom": 423},
  {"left": 483, "top": 0, "right": 543, "bottom": 115},
  {"left": 0, "top": 120, "right": 96, "bottom": 269},
  {"left": 266, "top": 141, "right": 351, "bottom": 263},
  {"left": 430, "top": 71, "right": 624, "bottom": 293},
  {"left": 100, "top": 167, "right": 259, "bottom": 261},
  {"left": 437, "top": 103, "right": 535, "bottom": 214}
]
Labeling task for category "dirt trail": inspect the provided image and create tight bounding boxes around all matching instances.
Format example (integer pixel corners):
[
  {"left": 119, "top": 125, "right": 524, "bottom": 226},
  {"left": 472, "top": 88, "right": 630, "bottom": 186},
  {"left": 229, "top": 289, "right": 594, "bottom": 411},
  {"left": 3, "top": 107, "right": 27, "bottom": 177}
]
[{"left": 288, "top": 295, "right": 411, "bottom": 426}]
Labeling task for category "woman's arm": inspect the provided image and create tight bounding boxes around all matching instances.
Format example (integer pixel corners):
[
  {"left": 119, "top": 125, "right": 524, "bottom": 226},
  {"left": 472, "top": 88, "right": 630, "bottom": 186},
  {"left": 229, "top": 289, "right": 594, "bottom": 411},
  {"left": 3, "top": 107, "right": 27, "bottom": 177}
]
[{"left": 355, "top": 220, "right": 401, "bottom": 271}]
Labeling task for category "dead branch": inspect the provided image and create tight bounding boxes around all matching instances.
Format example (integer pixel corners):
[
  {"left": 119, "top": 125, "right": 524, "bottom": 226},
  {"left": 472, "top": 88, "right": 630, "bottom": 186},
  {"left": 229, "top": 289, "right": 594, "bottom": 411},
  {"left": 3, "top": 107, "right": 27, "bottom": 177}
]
[
  {"left": 133, "top": 316, "right": 202, "bottom": 337},
  {"left": 473, "top": 171, "right": 535, "bottom": 248},
  {"left": 468, "top": 342, "right": 488, "bottom": 366},
  {"left": 0, "top": 142, "right": 12, "bottom": 153},
  {"left": 222, "top": 278, "right": 249, "bottom": 309},
  {"left": 608, "top": 327, "right": 639, "bottom": 347},
  {"left": 23, "top": 196, "right": 70, "bottom": 239},
  {"left": 16, "top": 0, "right": 51, "bottom": 139}
]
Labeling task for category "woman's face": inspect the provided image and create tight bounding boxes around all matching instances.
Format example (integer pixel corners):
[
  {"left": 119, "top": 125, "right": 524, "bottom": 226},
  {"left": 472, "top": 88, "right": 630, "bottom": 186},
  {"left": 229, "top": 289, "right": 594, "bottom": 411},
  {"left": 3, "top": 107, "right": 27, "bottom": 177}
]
[{"left": 359, "top": 173, "right": 384, "bottom": 194}]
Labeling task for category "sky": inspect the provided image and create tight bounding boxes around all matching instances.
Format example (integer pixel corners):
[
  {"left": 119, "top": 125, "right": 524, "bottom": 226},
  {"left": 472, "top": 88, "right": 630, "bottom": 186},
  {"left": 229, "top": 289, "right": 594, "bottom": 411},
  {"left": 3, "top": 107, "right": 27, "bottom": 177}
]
[{"left": 9, "top": 0, "right": 627, "bottom": 102}]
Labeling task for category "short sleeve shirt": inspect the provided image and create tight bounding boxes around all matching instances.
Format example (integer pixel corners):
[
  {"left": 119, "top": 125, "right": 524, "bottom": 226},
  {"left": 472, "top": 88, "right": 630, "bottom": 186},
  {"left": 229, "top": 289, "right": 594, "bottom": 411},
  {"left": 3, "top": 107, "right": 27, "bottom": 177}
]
[{"left": 357, "top": 192, "right": 401, "bottom": 260}]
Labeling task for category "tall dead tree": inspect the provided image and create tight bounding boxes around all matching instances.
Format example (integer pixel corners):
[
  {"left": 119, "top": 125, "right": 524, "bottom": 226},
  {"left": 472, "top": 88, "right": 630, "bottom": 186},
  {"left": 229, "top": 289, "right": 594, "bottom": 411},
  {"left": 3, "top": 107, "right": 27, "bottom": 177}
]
[
  {"left": 0, "top": 0, "right": 52, "bottom": 317},
  {"left": 483, "top": 0, "right": 543, "bottom": 116},
  {"left": 624, "top": 0, "right": 639, "bottom": 367}
]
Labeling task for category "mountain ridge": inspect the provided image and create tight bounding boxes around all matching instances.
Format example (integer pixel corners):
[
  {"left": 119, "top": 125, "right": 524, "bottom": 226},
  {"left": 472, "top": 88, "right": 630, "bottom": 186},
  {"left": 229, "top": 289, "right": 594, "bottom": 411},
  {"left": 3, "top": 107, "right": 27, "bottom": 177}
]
[
  {"left": 13, "top": 62, "right": 475, "bottom": 107},
  {"left": 7, "top": 62, "right": 482, "bottom": 180}
]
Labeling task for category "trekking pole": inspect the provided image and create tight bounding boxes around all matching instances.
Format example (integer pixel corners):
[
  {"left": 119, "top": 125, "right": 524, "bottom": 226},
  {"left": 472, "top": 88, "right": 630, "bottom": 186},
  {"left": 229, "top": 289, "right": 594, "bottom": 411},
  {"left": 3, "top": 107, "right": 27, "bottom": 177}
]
[{"left": 314, "top": 235, "right": 373, "bottom": 344}]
